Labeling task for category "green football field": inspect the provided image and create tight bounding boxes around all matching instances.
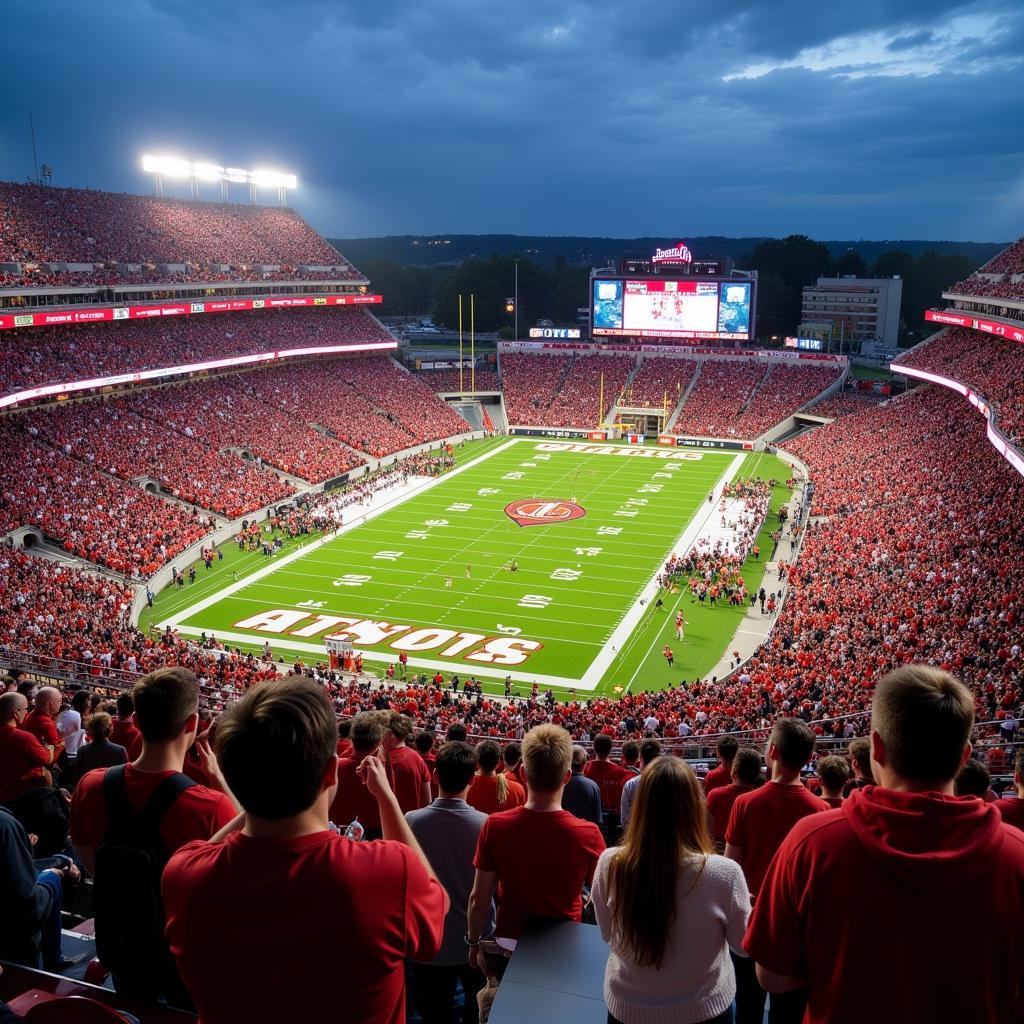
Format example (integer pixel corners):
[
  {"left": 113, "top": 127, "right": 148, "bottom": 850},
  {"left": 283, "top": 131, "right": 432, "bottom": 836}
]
[{"left": 148, "top": 437, "right": 793, "bottom": 697}]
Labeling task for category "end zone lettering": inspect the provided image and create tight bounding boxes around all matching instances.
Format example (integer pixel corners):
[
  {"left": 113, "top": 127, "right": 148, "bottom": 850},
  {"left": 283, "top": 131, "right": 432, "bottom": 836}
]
[
  {"left": 534, "top": 442, "right": 702, "bottom": 461},
  {"left": 232, "top": 609, "right": 543, "bottom": 666}
]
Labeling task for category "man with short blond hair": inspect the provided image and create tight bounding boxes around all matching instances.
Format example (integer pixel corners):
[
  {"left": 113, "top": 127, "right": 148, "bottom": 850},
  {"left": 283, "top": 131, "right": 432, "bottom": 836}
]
[
  {"left": 468, "top": 724, "right": 604, "bottom": 947},
  {"left": 747, "top": 665, "right": 1024, "bottom": 1024},
  {"left": 383, "top": 712, "right": 431, "bottom": 813},
  {"left": 815, "top": 755, "right": 850, "bottom": 809},
  {"left": 0, "top": 692, "right": 53, "bottom": 803}
]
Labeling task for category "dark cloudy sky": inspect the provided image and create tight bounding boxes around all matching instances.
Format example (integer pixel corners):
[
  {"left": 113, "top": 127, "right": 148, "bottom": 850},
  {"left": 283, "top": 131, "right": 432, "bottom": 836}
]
[{"left": 2, "top": 0, "right": 1022, "bottom": 240}]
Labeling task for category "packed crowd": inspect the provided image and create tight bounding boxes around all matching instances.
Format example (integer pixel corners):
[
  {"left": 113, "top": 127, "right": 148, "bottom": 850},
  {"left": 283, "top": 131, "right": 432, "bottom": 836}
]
[
  {"left": 21, "top": 399, "right": 296, "bottom": 519},
  {"left": 623, "top": 357, "right": 699, "bottom": 409},
  {"left": 894, "top": 326, "right": 1024, "bottom": 444},
  {"left": 0, "top": 422, "right": 210, "bottom": 577},
  {"left": 672, "top": 360, "right": 767, "bottom": 437},
  {"left": 416, "top": 368, "right": 500, "bottom": 393},
  {"left": 806, "top": 388, "right": 885, "bottom": 419},
  {"left": 498, "top": 353, "right": 572, "bottom": 425},
  {"left": 946, "top": 235, "right": 1024, "bottom": 303},
  {"left": 728, "top": 363, "right": 841, "bottom": 437},
  {"left": 0, "top": 306, "right": 394, "bottom": 397},
  {"left": 255, "top": 357, "right": 470, "bottom": 458},
  {"left": 531, "top": 354, "right": 633, "bottom": 428},
  {"left": 0, "top": 181, "right": 363, "bottom": 285},
  {"left": 0, "top": 666, "right": 1020, "bottom": 1024}
]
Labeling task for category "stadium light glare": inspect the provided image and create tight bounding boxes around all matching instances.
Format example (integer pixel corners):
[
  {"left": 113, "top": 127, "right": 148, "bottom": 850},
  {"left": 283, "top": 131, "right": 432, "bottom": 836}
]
[
  {"left": 225, "top": 167, "right": 249, "bottom": 183},
  {"left": 192, "top": 162, "right": 224, "bottom": 182},
  {"left": 250, "top": 169, "right": 298, "bottom": 190}
]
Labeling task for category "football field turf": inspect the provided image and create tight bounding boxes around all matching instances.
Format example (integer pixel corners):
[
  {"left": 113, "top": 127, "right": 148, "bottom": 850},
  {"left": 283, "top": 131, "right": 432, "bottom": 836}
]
[{"left": 152, "top": 437, "right": 791, "bottom": 696}]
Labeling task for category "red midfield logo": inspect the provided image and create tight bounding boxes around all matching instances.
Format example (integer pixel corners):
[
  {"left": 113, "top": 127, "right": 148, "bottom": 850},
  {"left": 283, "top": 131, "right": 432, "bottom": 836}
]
[{"left": 505, "top": 499, "right": 586, "bottom": 527}]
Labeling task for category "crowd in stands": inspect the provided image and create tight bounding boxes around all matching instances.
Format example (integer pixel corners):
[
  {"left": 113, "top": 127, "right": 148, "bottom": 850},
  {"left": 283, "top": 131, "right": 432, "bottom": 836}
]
[
  {"left": 806, "top": 389, "right": 885, "bottom": 419},
  {"left": 946, "top": 235, "right": 1024, "bottom": 304},
  {"left": 673, "top": 360, "right": 766, "bottom": 437},
  {"left": 0, "top": 665, "right": 1021, "bottom": 1023},
  {"left": 0, "top": 181, "right": 363, "bottom": 286},
  {"left": 21, "top": 399, "right": 295, "bottom": 518},
  {"left": 0, "top": 422, "right": 210, "bottom": 577},
  {"left": 256, "top": 357, "right": 470, "bottom": 458},
  {"left": 417, "top": 368, "right": 500, "bottom": 393},
  {"left": 895, "top": 326, "right": 1024, "bottom": 445},
  {"left": 141, "top": 378, "right": 366, "bottom": 484},
  {"left": 728, "top": 363, "right": 840, "bottom": 437},
  {"left": 0, "top": 306, "right": 393, "bottom": 397},
  {"left": 622, "top": 357, "right": 698, "bottom": 409},
  {"left": 498, "top": 353, "right": 571, "bottom": 425}
]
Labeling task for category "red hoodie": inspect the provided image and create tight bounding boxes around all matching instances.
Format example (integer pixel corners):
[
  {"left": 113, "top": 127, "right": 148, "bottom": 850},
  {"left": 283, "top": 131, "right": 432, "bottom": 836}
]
[{"left": 745, "top": 786, "right": 1024, "bottom": 1024}]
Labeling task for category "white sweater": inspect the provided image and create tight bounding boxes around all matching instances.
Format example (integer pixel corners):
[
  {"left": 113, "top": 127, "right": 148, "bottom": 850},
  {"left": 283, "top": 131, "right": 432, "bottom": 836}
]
[{"left": 591, "top": 848, "right": 751, "bottom": 1024}]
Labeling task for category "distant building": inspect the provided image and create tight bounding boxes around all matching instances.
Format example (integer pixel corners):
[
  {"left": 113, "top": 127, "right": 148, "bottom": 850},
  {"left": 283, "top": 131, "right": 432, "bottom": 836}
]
[{"left": 800, "top": 276, "right": 903, "bottom": 354}]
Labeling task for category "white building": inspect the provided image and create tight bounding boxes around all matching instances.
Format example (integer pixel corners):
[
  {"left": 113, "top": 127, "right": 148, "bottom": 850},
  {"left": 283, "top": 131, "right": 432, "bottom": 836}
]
[{"left": 800, "top": 276, "right": 903, "bottom": 353}]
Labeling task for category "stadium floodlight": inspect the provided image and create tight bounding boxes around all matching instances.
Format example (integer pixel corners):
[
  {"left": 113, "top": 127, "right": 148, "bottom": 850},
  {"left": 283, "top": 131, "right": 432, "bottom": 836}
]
[
  {"left": 224, "top": 167, "right": 249, "bottom": 183},
  {"left": 250, "top": 169, "right": 298, "bottom": 190},
  {"left": 192, "top": 162, "right": 224, "bottom": 182}
]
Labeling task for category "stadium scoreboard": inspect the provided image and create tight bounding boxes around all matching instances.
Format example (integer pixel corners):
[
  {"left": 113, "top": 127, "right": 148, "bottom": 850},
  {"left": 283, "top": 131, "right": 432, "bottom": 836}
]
[{"left": 592, "top": 276, "right": 755, "bottom": 342}]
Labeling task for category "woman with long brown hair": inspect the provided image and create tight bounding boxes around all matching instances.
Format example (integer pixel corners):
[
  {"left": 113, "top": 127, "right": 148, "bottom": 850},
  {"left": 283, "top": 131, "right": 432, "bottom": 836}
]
[
  {"left": 592, "top": 755, "right": 750, "bottom": 1024},
  {"left": 466, "top": 739, "right": 526, "bottom": 815}
]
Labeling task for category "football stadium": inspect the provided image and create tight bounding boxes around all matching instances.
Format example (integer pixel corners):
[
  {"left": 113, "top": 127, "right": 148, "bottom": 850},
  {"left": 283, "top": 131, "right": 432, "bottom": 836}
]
[{"left": 1, "top": 6, "right": 1023, "bottom": 1023}]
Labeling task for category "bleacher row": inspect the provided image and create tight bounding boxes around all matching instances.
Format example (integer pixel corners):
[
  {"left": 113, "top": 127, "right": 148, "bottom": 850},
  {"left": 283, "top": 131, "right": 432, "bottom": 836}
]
[
  {"left": 0, "top": 181, "right": 361, "bottom": 285},
  {"left": 948, "top": 236, "right": 1024, "bottom": 303},
  {"left": 497, "top": 353, "right": 842, "bottom": 436}
]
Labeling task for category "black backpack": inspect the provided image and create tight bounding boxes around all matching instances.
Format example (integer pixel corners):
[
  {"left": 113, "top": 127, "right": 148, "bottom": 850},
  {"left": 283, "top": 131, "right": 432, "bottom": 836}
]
[{"left": 93, "top": 765, "right": 196, "bottom": 993}]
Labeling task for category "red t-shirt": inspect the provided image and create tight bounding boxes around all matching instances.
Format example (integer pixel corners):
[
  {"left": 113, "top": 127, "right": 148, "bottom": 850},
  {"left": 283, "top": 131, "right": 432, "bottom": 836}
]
[
  {"left": 995, "top": 796, "right": 1024, "bottom": 832},
  {"left": 70, "top": 764, "right": 236, "bottom": 853},
  {"left": 22, "top": 710, "right": 61, "bottom": 751},
  {"left": 330, "top": 753, "right": 389, "bottom": 832},
  {"left": 707, "top": 782, "right": 754, "bottom": 844},
  {"left": 109, "top": 718, "right": 141, "bottom": 753},
  {"left": 745, "top": 787, "right": 1024, "bottom": 1024},
  {"left": 163, "top": 830, "right": 446, "bottom": 1024},
  {"left": 388, "top": 745, "right": 430, "bottom": 814},
  {"left": 0, "top": 725, "right": 52, "bottom": 802},
  {"left": 467, "top": 774, "right": 526, "bottom": 816},
  {"left": 474, "top": 807, "right": 605, "bottom": 938},
  {"left": 726, "top": 781, "right": 829, "bottom": 897},
  {"left": 583, "top": 760, "right": 629, "bottom": 814},
  {"left": 822, "top": 796, "right": 844, "bottom": 810},
  {"left": 703, "top": 762, "right": 733, "bottom": 795}
]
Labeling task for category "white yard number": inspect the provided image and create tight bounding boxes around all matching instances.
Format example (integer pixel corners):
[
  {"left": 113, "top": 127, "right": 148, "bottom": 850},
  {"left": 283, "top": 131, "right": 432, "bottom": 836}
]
[
  {"left": 496, "top": 624, "right": 522, "bottom": 635},
  {"left": 477, "top": 488, "right": 500, "bottom": 496},
  {"left": 519, "top": 462, "right": 537, "bottom": 468},
  {"left": 503, "top": 472, "right": 524, "bottom": 480},
  {"left": 447, "top": 502, "right": 473, "bottom": 512},
  {"left": 614, "top": 509, "right": 639, "bottom": 518},
  {"left": 535, "top": 454, "right": 551, "bottom": 461},
  {"left": 297, "top": 599, "right": 326, "bottom": 608},
  {"left": 653, "top": 472, "right": 673, "bottom": 480},
  {"left": 551, "top": 568, "right": 582, "bottom": 581},
  {"left": 518, "top": 594, "right": 552, "bottom": 609},
  {"left": 574, "top": 547, "right": 602, "bottom": 557},
  {"left": 373, "top": 551, "right": 404, "bottom": 561},
  {"left": 597, "top": 526, "right": 622, "bottom": 536},
  {"left": 405, "top": 530, "right": 429, "bottom": 540},
  {"left": 332, "top": 574, "right": 372, "bottom": 587},
  {"left": 626, "top": 498, "right": 649, "bottom": 507},
  {"left": 425, "top": 519, "right": 449, "bottom": 527},
  {"left": 639, "top": 484, "right": 663, "bottom": 493}
]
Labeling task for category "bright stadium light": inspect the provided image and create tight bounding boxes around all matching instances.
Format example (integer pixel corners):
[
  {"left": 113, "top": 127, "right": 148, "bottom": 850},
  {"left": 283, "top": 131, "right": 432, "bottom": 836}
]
[{"left": 140, "top": 155, "right": 298, "bottom": 204}]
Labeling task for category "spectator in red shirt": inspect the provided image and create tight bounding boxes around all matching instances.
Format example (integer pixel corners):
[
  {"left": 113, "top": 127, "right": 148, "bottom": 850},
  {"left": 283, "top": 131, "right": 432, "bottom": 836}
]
[
  {"left": 163, "top": 676, "right": 448, "bottom": 1024},
  {"left": 995, "top": 749, "right": 1024, "bottom": 832},
  {"left": 384, "top": 712, "right": 431, "bottom": 813},
  {"left": 746, "top": 665, "right": 1024, "bottom": 1024},
  {"left": 329, "top": 711, "right": 389, "bottom": 840},
  {"left": 502, "top": 742, "right": 527, "bottom": 789},
  {"left": 955, "top": 757, "right": 997, "bottom": 802},
  {"left": 841, "top": 736, "right": 874, "bottom": 797},
  {"left": 725, "top": 718, "right": 828, "bottom": 1024},
  {"left": 814, "top": 755, "right": 850, "bottom": 809},
  {"left": 21, "top": 687, "right": 63, "bottom": 764},
  {"left": 336, "top": 719, "right": 353, "bottom": 761},
  {"left": 467, "top": 740, "right": 526, "bottom": 815},
  {"left": 0, "top": 692, "right": 53, "bottom": 803},
  {"left": 703, "top": 736, "right": 739, "bottom": 795},
  {"left": 706, "top": 747, "right": 762, "bottom": 850},
  {"left": 71, "top": 667, "right": 237, "bottom": 1006},
  {"left": 468, "top": 724, "right": 605, "bottom": 971},
  {"left": 109, "top": 693, "right": 141, "bottom": 754},
  {"left": 584, "top": 733, "right": 629, "bottom": 834}
]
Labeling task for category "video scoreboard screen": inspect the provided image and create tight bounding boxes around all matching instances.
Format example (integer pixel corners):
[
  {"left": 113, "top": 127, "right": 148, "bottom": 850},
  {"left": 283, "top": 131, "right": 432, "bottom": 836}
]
[{"left": 592, "top": 278, "right": 753, "bottom": 341}]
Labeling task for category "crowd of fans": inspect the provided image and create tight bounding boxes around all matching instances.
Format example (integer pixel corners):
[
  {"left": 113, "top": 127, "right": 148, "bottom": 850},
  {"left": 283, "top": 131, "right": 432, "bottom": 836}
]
[
  {"left": 0, "top": 666, "right": 1020, "bottom": 1023},
  {"left": 946, "top": 236, "right": 1024, "bottom": 303},
  {"left": 416, "top": 368, "right": 500, "bottom": 393},
  {"left": 0, "top": 181, "right": 363, "bottom": 286},
  {"left": 672, "top": 360, "right": 767, "bottom": 437},
  {"left": 255, "top": 357, "right": 470, "bottom": 458},
  {"left": 0, "top": 306, "right": 394, "bottom": 397},
  {"left": 21, "top": 399, "right": 296, "bottom": 519},
  {"left": 894, "top": 326, "right": 1024, "bottom": 444},
  {"left": 728, "top": 363, "right": 840, "bottom": 437},
  {"left": 806, "top": 389, "right": 885, "bottom": 419},
  {"left": 623, "top": 357, "right": 699, "bottom": 409},
  {"left": 498, "top": 353, "right": 572, "bottom": 425},
  {"left": 0, "top": 422, "right": 210, "bottom": 577}
]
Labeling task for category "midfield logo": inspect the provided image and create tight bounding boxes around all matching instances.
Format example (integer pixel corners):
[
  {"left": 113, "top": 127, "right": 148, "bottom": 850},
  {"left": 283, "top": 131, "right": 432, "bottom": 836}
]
[{"left": 505, "top": 499, "right": 586, "bottom": 527}]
